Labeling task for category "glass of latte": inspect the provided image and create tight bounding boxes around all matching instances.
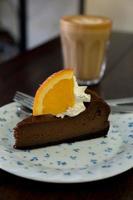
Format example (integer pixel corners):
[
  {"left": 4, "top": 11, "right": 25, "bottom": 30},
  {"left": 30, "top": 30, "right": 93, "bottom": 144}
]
[{"left": 60, "top": 15, "right": 112, "bottom": 85}]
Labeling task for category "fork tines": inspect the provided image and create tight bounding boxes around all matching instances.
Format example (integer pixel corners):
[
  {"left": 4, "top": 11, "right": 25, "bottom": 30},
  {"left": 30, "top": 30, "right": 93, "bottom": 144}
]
[{"left": 13, "top": 91, "right": 34, "bottom": 110}]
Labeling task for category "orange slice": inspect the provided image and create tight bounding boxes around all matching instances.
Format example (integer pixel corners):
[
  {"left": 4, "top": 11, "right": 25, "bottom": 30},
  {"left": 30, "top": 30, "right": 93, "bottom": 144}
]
[{"left": 33, "top": 69, "right": 75, "bottom": 116}]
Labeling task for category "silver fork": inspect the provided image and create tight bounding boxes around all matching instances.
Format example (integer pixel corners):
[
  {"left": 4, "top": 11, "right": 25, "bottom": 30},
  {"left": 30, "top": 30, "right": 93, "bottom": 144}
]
[
  {"left": 13, "top": 91, "right": 33, "bottom": 117},
  {"left": 13, "top": 91, "right": 34, "bottom": 110}
]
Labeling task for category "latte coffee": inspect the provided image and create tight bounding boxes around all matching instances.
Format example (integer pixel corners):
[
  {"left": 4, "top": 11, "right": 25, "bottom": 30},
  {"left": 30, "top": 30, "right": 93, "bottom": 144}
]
[{"left": 60, "top": 15, "right": 112, "bottom": 85}]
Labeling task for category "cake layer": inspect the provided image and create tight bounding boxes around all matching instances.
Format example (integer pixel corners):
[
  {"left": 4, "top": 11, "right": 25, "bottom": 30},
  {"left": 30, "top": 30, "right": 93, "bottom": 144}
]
[{"left": 14, "top": 90, "right": 110, "bottom": 149}]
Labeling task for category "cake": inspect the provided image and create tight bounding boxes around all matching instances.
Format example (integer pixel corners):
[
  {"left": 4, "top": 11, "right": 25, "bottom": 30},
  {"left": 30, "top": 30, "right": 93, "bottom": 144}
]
[
  {"left": 14, "top": 89, "right": 110, "bottom": 149},
  {"left": 13, "top": 69, "right": 110, "bottom": 149}
]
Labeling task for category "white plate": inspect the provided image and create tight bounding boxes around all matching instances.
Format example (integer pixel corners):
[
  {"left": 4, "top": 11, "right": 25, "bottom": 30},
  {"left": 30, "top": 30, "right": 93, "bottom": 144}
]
[{"left": 0, "top": 102, "right": 133, "bottom": 183}]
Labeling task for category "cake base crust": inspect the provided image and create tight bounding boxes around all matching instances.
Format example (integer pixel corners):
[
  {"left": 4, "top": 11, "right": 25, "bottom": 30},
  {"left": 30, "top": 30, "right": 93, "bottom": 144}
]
[{"left": 14, "top": 126, "right": 109, "bottom": 149}]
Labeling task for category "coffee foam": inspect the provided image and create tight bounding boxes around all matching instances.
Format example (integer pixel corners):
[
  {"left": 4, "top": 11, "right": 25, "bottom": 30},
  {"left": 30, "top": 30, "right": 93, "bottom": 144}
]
[{"left": 72, "top": 17, "right": 104, "bottom": 25}]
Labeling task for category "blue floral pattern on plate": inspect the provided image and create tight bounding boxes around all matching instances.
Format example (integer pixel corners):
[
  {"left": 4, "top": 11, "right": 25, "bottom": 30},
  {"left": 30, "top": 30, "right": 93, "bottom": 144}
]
[{"left": 0, "top": 102, "right": 133, "bottom": 183}]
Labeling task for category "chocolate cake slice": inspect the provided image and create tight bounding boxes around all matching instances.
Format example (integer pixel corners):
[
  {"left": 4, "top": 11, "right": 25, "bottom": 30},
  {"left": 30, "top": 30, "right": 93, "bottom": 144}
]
[{"left": 14, "top": 90, "right": 110, "bottom": 149}]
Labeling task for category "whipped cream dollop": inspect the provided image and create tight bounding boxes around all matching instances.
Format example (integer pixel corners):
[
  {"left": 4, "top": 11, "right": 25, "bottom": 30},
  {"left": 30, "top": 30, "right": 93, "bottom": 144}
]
[{"left": 56, "top": 76, "right": 91, "bottom": 118}]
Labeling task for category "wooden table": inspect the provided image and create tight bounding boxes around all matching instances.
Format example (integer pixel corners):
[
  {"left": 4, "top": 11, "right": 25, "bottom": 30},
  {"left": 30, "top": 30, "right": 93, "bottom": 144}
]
[{"left": 0, "top": 32, "right": 133, "bottom": 200}]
